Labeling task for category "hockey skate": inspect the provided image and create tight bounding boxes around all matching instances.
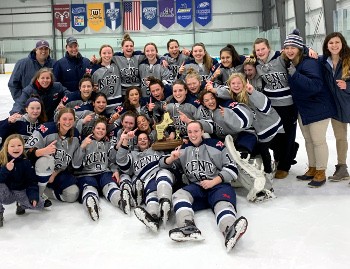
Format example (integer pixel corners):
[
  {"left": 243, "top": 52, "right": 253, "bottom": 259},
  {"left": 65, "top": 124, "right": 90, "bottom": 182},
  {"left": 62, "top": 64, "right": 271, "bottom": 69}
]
[
  {"left": 16, "top": 202, "right": 25, "bottom": 215},
  {"left": 134, "top": 179, "right": 144, "bottom": 206},
  {"left": 134, "top": 206, "right": 159, "bottom": 232},
  {"left": 225, "top": 135, "right": 266, "bottom": 202},
  {"left": 85, "top": 195, "right": 99, "bottom": 221},
  {"left": 120, "top": 181, "right": 136, "bottom": 207},
  {"left": 159, "top": 198, "right": 172, "bottom": 227},
  {"left": 169, "top": 220, "right": 204, "bottom": 242},
  {"left": 224, "top": 216, "right": 248, "bottom": 252},
  {"left": 120, "top": 185, "right": 131, "bottom": 215},
  {"left": 254, "top": 188, "right": 277, "bottom": 203}
]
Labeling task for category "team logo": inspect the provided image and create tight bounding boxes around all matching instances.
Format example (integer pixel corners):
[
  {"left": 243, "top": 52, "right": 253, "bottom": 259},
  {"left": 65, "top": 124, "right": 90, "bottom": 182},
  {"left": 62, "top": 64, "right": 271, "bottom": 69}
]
[
  {"left": 160, "top": 7, "right": 174, "bottom": 18},
  {"left": 85, "top": 68, "right": 92, "bottom": 74},
  {"left": 197, "top": 2, "right": 210, "bottom": 8},
  {"left": 61, "top": 96, "right": 68, "bottom": 103},
  {"left": 143, "top": 7, "right": 157, "bottom": 20},
  {"left": 194, "top": 99, "right": 200, "bottom": 104},
  {"left": 39, "top": 124, "right": 48, "bottom": 133},
  {"left": 72, "top": 7, "right": 85, "bottom": 14},
  {"left": 74, "top": 16, "right": 85, "bottom": 26},
  {"left": 89, "top": 9, "right": 102, "bottom": 19},
  {"left": 115, "top": 106, "right": 123, "bottom": 113},
  {"left": 228, "top": 101, "right": 238, "bottom": 108},
  {"left": 222, "top": 193, "right": 231, "bottom": 199},
  {"left": 53, "top": 93, "right": 59, "bottom": 100},
  {"left": 177, "top": 3, "right": 191, "bottom": 13},
  {"left": 55, "top": 11, "right": 69, "bottom": 22},
  {"left": 106, "top": 8, "right": 119, "bottom": 21}
]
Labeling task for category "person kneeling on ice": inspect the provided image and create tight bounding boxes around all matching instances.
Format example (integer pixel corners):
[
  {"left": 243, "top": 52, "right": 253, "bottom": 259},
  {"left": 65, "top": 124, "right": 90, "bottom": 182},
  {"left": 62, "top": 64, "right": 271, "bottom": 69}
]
[
  {"left": 0, "top": 135, "right": 50, "bottom": 227},
  {"left": 159, "top": 121, "right": 248, "bottom": 252},
  {"left": 115, "top": 131, "right": 175, "bottom": 232},
  {"left": 72, "top": 117, "right": 129, "bottom": 221}
]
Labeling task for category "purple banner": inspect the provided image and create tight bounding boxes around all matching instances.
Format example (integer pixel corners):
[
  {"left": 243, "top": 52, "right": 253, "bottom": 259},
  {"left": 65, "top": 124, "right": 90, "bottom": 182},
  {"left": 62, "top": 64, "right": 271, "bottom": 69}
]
[
  {"left": 159, "top": 0, "right": 175, "bottom": 28},
  {"left": 176, "top": 0, "right": 192, "bottom": 28},
  {"left": 71, "top": 4, "right": 87, "bottom": 32},
  {"left": 195, "top": 0, "right": 212, "bottom": 26},
  {"left": 104, "top": 2, "right": 121, "bottom": 30}
]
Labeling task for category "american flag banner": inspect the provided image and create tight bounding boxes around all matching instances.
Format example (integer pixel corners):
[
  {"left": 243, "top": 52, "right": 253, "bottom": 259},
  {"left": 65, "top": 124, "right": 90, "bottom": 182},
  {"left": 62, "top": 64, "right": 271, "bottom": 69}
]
[{"left": 123, "top": 0, "right": 141, "bottom": 31}]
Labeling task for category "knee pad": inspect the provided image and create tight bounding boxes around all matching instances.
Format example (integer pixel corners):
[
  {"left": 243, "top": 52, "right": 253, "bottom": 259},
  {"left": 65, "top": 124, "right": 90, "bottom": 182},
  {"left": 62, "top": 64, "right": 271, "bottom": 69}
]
[
  {"left": 62, "top": 185, "right": 79, "bottom": 203},
  {"left": 35, "top": 155, "right": 55, "bottom": 177}
]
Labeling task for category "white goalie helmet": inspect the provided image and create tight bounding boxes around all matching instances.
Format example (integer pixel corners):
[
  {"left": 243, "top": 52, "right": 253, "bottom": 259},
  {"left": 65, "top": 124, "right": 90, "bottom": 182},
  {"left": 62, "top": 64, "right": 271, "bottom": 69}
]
[{"left": 35, "top": 155, "right": 55, "bottom": 176}]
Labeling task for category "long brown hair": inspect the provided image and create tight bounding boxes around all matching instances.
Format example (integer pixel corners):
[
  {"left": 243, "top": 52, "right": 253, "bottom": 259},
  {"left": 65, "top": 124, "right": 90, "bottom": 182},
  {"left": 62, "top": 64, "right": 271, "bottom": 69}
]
[
  {"left": 323, "top": 32, "right": 350, "bottom": 80},
  {"left": 31, "top": 67, "right": 55, "bottom": 86},
  {"left": 56, "top": 107, "right": 76, "bottom": 143},
  {"left": 192, "top": 43, "right": 213, "bottom": 71},
  {"left": 97, "top": 44, "right": 114, "bottom": 64}
]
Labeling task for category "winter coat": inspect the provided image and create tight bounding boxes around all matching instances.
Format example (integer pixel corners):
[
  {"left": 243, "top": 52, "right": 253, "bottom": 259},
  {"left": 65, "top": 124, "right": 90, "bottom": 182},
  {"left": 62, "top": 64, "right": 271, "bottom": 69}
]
[
  {"left": 10, "top": 82, "right": 69, "bottom": 121},
  {"left": 53, "top": 52, "right": 91, "bottom": 92},
  {"left": 0, "top": 156, "right": 39, "bottom": 202},
  {"left": 288, "top": 57, "right": 336, "bottom": 125},
  {"left": 8, "top": 51, "right": 55, "bottom": 101},
  {"left": 320, "top": 55, "right": 350, "bottom": 123}
]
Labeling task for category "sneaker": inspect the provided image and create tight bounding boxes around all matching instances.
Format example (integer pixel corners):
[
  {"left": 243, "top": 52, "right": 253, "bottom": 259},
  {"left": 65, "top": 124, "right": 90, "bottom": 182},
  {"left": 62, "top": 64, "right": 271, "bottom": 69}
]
[
  {"left": 120, "top": 186, "right": 131, "bottom": 215},
  {"left": 85, "top": 195, "right": 99, "bottom": 221},
  {"left": 159, "top": 198, "right": 172, "bottom": 227},
  {"left": 169, "top": 220, "right": 204, "bottom": 242},
  {"left": 224, "top": 216, "right": 248, "bottom": 252},
  {"left": 134, "top": 179, "right": 144, "bottom": 206},
  {"left": 134, "top": 206, "right": 159, "bottom": 232},
  {"left": 0, "top": 212, "right": 3, "bottom": 227},
  {"left": 254, "top": 188, "right": 277, "bottom": 203},
  {"left": 16, "top": 202, "right": 25, "bottom": 215}
]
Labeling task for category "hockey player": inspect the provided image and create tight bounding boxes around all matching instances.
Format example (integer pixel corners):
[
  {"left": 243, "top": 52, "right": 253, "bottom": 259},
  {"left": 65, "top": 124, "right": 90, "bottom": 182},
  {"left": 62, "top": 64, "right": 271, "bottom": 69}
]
[
  {"left": 185, "top": 68, "right": 204, "bottom": 98},
  {"left": 159, "top": 121, "right": 248, "bottom": 252},
  {"left": 0, "top": 97, "right": 47, "bottom": 148},
  {"left": 116, "top": 131, "right": 175, "bottom": 232},
  {"left": 25, "top": 107, "right": 80, "bottom": 203},
  {"left": 91, "top": 44, "right": 122, "bottom": 115},
  {"left": 109, "top": 111, "right": 137, "bottom": 151},
  {"left": 138, "top": 42, "right": 173, "bottom": 97},
  {"left": 72, "top": 117, "right": 129, "bottom": 221}
]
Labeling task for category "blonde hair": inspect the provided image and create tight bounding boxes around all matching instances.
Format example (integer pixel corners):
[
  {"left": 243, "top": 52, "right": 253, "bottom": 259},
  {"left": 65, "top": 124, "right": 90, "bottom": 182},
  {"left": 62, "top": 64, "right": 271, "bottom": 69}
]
[
  {"left": 0, "top": 134, "right": 26, "bottom": 165},
  {"left": 226, "top": 73, "right": 249, "bottom": 105},
  {"left": 185, "top": 67, "right": 201, "bottom": 82}
]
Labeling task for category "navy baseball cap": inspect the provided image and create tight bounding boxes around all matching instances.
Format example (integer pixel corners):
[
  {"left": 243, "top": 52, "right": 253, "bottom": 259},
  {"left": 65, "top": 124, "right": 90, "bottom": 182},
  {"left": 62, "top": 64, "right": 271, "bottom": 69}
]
[
  {"left": 66, "top": 37, "right": 78, "bottom": 46},
  {"left": 36, "top": 40, "right": 50, "bottom": 49}
]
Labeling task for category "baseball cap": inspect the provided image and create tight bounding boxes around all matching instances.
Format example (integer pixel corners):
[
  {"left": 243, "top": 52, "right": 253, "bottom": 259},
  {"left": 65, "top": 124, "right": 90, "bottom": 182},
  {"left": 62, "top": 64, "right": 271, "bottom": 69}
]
[
  {"left": 66, "top": 37, "right": 78, "bottom": 46},
  {"left": 36, "top": 40, "right": 50, "bottom": 49}
]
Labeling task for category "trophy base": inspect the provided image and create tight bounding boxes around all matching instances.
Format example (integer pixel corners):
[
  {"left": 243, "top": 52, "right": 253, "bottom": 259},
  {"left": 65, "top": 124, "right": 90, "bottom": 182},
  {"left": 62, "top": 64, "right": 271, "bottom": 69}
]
[{"left": 152, "top": 139, "right": 183, "bottom": 151}]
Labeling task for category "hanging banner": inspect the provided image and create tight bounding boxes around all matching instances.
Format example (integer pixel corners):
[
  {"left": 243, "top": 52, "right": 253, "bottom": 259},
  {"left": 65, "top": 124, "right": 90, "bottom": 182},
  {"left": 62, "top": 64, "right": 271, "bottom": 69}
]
[
  {"left": 87, "top": 3, "right": 105, "bottom": 32},
  {"left": 176, "top": 0, "right": 192, "bottom": 28},
  {"left": 195, "top": 0, "right": 212, "bottom": 26},
  {"left": 53, "top": 4, "right": 70, "bottom": 33},
  {"left": 142, "top": 1, "right": 157, "bottom": 29},
  {"left": 159, "top": 0, "right": 175, "bottom": 28},
  {"left": 104, "top": 2, "right": 121, "bottom": 30},
  {"left": 71, "top": 4, "right": 87, "bottom": 32}
]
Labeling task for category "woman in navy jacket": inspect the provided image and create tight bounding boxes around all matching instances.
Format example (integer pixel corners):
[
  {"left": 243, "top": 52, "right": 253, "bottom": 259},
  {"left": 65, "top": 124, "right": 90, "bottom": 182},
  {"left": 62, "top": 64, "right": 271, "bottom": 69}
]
[
  {"left": 282, "top": 30, "right": 336, "bottom": 188},
  {"left": 320, "top": 32, "right": 350, "bottom": 182}
]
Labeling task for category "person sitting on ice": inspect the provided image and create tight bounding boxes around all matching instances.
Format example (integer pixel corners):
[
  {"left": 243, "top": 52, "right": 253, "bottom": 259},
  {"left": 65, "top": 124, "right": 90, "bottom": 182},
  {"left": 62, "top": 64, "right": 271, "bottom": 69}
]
[{"left": 159, "top": 121, "right": 248, "bottom": 253}]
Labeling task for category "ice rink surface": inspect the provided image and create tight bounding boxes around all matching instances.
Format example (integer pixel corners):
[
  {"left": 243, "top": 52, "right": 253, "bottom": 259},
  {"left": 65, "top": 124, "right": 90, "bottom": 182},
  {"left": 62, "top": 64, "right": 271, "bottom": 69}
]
[{"left": 0, "top": 74, "right": 350, "bottom": 269}]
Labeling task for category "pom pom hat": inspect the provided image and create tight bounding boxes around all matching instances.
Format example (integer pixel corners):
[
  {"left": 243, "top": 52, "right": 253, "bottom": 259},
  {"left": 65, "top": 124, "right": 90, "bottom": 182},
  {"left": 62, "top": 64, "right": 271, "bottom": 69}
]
[{"left": 283, "top": 29, "right": 304, "bottom": 49}]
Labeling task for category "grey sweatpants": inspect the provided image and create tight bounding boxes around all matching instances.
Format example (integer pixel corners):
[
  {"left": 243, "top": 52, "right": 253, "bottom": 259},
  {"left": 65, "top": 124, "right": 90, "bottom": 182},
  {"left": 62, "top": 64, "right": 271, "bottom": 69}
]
[{"left": 0, "top": 183, "right": 45, "bottom": 213}]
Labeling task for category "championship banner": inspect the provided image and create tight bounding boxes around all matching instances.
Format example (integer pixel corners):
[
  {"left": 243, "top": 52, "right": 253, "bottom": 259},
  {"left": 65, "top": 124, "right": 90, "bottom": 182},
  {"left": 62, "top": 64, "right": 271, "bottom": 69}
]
[
  {"left": 71, "top": 4, "right": 87, "bottom": 32},
  {"left": 142, "top": 1, "right": 157, "bottom": 29},
  {"left": 159, "top": 0, "right": 175, "bottom": 28},
  {"left": 104, "top": 2, "right": 121, "bottom": 30},
  {"left": 87, "top": 3, "right": 105, "bottom": 32},
  {"left": 53, "top": 4, "right": 70, "bottom": 33},
  {"left": 195, "top": 0, "right": 212, "bottom": 26},
  {"left": 176, "top": 0, "right": 192, "bottom": 28}
]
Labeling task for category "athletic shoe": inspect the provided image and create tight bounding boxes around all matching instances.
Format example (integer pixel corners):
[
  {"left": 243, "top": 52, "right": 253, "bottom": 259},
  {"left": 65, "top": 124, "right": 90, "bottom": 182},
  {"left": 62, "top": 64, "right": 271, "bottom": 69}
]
[
  {"left": 134, "top": 206, "right": 159, "bottom": 232},
  {"left": 224, "top": 216, "right": 248, "bottom": 252},
  {"left": 254, "top": 188, "right": 277, "bottom": 203},
  {"left": 169, "top": 220, "right": 204, "bottom": 242},
  {"left": 86, "top": 195, "right": 99, "bottom": 221},
  {"left": 159, "top": 198, "right": 171, "bottom": 227}
]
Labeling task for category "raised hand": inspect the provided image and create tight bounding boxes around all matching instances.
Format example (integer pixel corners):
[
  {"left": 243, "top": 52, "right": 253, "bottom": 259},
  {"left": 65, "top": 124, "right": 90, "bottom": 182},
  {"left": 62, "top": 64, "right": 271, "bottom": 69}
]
[
  {"left": 219, "top": 105, "right": 225, "bottom": 117},
  {"left": 8, "top": 113, "right": 22, "bottom": 123},
  {"left": 178, "top": 62, "right": 185, "bottom": 75},
  {"left": 178, "top": 111, "right": 191, "bottom": 124},
  {"left": 81, "top": 134, "right": 93, "bottom": 149},
  {"left": 6, "top": 159, "right": 15, "bottom": 171},
  {"left": 148, "top": 97, "right": 155, "bottom": 111},
  {"left": 83, "top": 113, "right": 95, "bottom": 124},
  {"left": 44, "top": 140, "right": 57, "bottom": 155},
  {"left": 246, "top": 79, "right": 254, "bottom": 94}
]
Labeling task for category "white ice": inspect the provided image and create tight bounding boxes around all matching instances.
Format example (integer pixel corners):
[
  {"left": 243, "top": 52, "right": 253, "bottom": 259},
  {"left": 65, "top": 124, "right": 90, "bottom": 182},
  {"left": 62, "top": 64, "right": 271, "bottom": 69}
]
[{"left": 0, "top": 74, "right": 349, "bottom": 269}]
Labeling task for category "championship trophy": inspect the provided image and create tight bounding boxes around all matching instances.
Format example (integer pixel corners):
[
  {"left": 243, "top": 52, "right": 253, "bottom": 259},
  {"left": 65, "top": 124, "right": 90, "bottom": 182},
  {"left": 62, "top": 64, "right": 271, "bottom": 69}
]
[{"left": 151, "top": 111, "right": 183, "bottom": 151}]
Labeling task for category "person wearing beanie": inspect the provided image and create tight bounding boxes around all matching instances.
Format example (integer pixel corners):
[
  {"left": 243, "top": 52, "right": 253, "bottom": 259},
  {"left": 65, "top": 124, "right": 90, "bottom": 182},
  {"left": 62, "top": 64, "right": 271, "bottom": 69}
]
[
  {"left": 282, "top": 29, "right": 337, "bottom": 188},
  {"left": 53, "top": 36, "right": 91, "bottom": 92},
  {"left": 8, "top": 39, "right": 55, "bottom": 101}
]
